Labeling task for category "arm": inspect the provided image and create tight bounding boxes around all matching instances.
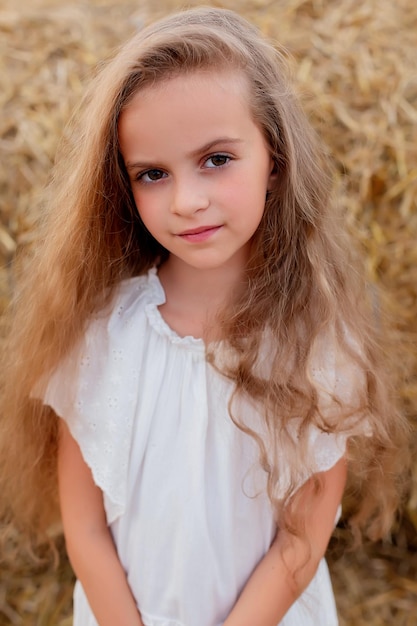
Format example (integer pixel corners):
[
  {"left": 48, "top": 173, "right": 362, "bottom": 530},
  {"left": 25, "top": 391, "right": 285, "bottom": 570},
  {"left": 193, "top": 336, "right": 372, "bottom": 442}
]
[
  {"left": 223, "top": 457, "right": 347, "bottom": 626},
  {"left": 58, "top": 420, "right": 144, "bottom": 626}
]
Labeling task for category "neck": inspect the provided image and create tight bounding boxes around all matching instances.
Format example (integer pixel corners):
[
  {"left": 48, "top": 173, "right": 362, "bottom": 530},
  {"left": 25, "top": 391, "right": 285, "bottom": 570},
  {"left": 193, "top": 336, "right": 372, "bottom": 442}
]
[{"left": 156, "top": 256, "right": 247, "bottom": 341}]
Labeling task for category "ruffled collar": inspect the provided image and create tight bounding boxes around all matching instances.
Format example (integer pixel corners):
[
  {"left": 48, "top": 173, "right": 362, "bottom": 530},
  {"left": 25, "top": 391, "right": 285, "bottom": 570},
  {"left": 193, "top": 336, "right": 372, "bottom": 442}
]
[{"left": 144, "top": 267, "right": 206, "bottom": 352}]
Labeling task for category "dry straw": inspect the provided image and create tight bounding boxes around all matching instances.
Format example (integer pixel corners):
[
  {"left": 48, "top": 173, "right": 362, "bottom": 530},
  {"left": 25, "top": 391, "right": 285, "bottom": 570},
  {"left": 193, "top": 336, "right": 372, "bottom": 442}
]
[{"left": 0, "top": 0, "right": 416, "bottom": 624}]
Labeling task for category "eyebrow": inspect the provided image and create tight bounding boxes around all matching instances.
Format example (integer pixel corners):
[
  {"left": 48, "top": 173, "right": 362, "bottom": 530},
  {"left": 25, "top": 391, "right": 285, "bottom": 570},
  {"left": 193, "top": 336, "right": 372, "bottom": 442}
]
[{"left": 125, "top": 137, "right": 244, "bottom": 171}]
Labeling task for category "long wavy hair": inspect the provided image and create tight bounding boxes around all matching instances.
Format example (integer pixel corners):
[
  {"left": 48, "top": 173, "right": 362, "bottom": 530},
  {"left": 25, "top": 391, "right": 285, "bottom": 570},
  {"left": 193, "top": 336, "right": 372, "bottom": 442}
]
[{"left": 0, "top": 7, "right": 409, "bottom": 548}]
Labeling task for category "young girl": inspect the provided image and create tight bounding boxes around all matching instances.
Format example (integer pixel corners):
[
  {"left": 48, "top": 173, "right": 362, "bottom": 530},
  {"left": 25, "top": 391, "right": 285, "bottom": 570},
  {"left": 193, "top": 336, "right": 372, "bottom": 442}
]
[{"left": 0, "top": 7, "right": 408, "bottom": 626}]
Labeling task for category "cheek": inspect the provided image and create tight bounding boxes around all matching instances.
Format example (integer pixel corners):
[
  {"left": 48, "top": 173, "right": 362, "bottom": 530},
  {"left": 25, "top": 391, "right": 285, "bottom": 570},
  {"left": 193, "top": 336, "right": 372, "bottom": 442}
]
[
  {"left": 132, "top": 190, "right": 156, "bottom": 225},
  {"left": 222, "top": 175, "right": 266, "bottom": 222},
  {"left": 220, "top": 169, "right": 257, "bottom": 206},
  {"left": 246, "top": 183, "right": 268, "bottom": 229}
]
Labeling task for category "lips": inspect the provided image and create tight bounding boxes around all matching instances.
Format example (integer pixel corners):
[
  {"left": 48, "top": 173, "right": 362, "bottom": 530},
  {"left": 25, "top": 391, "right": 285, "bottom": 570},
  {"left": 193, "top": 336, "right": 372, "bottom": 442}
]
[
  {"left": 178, "top": 225, "right": 220, "bottom": 236},
  {"left": 177, "top": 225, "right": 222, "bottom": 243}
]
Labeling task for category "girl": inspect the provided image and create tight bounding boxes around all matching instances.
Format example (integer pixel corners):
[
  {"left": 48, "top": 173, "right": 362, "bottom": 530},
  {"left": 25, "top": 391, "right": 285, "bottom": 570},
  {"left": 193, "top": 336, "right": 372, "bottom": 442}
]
[{"left": 0, "top": 7, "right": 408, "bottom": 626}]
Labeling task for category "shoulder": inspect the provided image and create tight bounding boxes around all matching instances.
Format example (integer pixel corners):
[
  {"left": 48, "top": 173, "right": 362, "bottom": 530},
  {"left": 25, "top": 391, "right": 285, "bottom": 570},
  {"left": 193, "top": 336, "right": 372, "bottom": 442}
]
[
  {"left": 309, "top": 323, "right": 365, "bottom": 403},
  {"left": 39, "top": 269, "right": 161, "bottom": 403},
  {"left": 84, "top": 268, "right": 163, "bottom": 341},
  {"left": 101, "top": 268, "right": 161, "bottom": 327},
  {"left": 307, "top": 323, "right": 373, "bottom": 442}
]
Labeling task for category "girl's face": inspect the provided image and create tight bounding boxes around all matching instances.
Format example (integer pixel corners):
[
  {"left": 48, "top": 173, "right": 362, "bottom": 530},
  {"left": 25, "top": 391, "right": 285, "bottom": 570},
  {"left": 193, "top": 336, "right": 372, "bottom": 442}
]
[{"left": 118, "top": 71, "right": 275, "bottom": 274}]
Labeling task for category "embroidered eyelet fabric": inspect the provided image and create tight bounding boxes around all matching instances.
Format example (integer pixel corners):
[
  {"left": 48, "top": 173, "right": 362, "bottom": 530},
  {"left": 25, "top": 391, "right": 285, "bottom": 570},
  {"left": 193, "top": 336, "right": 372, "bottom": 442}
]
[{"left": 43, "top": 268, "right": 366, "bottom": 626}]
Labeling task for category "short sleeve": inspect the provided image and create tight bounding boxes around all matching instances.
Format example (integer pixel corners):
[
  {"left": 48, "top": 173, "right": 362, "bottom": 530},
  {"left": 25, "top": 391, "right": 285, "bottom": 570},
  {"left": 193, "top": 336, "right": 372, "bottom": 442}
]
[
  {"left": 275, "top": 326, "right": 372, "bottom": 496},
  {"left": 306, "top": 426, "right": 348, "bottom": 474},
  {"left": 42, "top": 312, "right": 136, "bottom": 522},
  {"left": 305, "top": 325, "right": 372, "bottom": 474},
  {"left": 36, "top": 276, "right": 152, "bottom": 524},
  {"left": 270, "top": 422, "right": 348, "bottom": 500},
  {"left": 309, "top": 325, "right": 372, "bottom": 432}
]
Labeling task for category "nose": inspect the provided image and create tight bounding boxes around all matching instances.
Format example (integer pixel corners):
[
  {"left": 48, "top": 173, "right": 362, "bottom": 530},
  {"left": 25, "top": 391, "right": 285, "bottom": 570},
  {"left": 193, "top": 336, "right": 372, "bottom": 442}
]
[{"left": 170, "top": 175, "right": 209, "bottom": 216}]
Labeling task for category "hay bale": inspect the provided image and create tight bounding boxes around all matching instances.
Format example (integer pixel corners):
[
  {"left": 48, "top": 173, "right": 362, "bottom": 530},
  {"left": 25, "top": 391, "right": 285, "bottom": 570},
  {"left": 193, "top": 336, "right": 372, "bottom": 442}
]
[{"left": 0, "top": 0, "right": 416, "bottom": 624}]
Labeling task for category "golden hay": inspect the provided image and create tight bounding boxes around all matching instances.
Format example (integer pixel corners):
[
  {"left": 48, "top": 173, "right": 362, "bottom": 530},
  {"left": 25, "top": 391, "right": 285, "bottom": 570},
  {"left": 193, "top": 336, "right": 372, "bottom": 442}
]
[{"left": 0, "top": 0, "right": 416, "bottom": 624}]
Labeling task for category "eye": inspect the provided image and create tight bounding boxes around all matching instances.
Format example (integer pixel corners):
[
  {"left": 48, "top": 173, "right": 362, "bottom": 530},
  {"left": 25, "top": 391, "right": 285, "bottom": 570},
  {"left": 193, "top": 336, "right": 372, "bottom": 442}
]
[
  {"left": 204, "top": 154, "right": 231, "bottom": 168},
  {"left": 137, "top": 169, "right": 167, "bottom": 183}
]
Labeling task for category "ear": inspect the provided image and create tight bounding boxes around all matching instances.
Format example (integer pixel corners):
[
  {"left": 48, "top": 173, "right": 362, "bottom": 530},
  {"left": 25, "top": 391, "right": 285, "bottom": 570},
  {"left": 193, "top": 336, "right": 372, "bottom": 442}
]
[{"left": 267, "top": 157, "right": 278, "bottom": 191}]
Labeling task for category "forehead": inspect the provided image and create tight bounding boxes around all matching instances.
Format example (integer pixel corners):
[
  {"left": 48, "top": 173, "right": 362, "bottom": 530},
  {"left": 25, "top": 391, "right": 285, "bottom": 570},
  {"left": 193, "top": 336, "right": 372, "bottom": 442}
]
[
  {"left": 125, "top": 68, "right": 250, "bottom": 105},
  {"left": 117, "top": 70, "right": 259, "bottom": 155}
]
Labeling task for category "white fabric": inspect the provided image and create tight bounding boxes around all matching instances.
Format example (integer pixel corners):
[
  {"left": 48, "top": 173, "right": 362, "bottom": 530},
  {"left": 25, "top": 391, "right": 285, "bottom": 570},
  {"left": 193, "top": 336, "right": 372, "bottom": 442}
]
[{"left": 42, "top": 268, "right": 360, "bottom": 626}]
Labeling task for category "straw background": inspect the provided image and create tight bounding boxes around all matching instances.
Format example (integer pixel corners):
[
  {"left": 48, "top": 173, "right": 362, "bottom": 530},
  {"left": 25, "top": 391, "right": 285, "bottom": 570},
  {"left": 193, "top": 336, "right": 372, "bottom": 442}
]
[{"left": 0, "top": 0, "right": 416, "bottom": 624}]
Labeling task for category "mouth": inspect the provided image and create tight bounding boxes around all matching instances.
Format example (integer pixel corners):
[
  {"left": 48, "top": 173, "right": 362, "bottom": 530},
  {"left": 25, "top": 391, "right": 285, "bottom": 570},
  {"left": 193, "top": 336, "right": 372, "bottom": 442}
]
[{"left": 177, "top": 225, "right": 222, "bottom": 242}]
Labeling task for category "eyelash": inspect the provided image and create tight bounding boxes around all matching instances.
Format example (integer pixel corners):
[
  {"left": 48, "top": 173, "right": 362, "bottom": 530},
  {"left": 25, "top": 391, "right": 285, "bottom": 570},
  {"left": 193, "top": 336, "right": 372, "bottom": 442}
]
[
  {"left": 205, "top": 153, "right": 231, "bottom": 168},
  {"left": 136, "top": 169, "right": 166, "bottom": 184},
  {"left": 135, "top": 153, "right": 232, "bottom": 185}
]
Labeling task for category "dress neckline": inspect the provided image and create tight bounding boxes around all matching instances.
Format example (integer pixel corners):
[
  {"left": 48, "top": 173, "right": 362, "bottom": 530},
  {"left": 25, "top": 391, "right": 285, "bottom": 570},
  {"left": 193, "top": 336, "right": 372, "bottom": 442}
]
[{"left": 144, "top": 267, "right": 206, "bottom": 353}]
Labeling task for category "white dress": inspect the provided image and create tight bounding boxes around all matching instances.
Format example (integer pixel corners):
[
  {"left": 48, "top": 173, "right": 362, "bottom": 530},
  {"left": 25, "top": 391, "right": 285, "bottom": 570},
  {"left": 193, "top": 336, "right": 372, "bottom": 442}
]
[{"left": 42, "top": 268, "right": 360, "bottom": 626}]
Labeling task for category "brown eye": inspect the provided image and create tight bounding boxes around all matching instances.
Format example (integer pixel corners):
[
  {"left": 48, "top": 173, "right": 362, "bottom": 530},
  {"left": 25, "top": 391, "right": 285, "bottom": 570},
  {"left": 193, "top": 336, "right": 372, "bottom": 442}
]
[
  {"left": 206, "top": 154, "right": 230, "bottom": 168},
  {"left": 139, "top": 169, "right": 166, "bottom": 183}
]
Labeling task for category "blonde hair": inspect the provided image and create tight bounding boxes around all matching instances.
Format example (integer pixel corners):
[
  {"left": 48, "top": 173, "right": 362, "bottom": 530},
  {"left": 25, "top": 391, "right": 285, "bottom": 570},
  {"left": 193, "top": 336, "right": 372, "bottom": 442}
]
[{"left": 0, "top": 7, "right": 409, "bottom": 546}]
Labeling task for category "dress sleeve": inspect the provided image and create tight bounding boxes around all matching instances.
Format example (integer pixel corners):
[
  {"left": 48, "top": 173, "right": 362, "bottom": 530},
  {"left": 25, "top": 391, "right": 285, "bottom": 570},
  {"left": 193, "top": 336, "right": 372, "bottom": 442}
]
[
  {"left": 306, "top": 325, "right": 372, "bottom": 474},
  {"left": 40, "top": 308, "right": 138, "bottom": 524}
]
